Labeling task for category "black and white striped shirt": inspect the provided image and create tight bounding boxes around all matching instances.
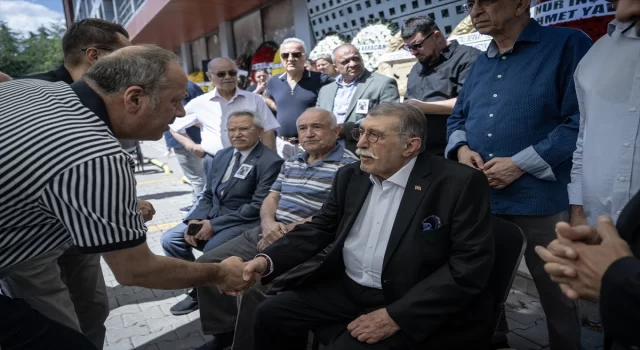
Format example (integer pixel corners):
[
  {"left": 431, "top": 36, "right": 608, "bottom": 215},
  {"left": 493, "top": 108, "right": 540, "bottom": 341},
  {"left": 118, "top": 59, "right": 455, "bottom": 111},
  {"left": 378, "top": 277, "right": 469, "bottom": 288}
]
[{"left": 0, "top": 79, "right": 146, "bottom": 271}]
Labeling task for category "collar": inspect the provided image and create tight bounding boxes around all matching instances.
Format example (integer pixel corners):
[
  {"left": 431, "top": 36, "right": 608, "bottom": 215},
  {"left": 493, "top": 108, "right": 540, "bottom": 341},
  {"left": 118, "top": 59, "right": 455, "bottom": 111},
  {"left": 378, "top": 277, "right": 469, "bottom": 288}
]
[
  {"left": 486, "top": 19, "right": 541, "bottom": 58},
  {"left": 336, "top": 72, "right": 363, "bottom": 87},
  {"left": 369, "top": 156, "right": 417, "bottom": 188},
  {"left": 71, "top": 80, "right": 113, "bottom": 132},
  {"left": 55, "top": 65, "right": 74, "bottom": 85},
  {"left": 232, "top": 142, "right": 259, "bottom": 160},
  {"left": 608, "top": 19, "right": 639, "bottom": 37},
  {"left": 279, "top": 69, "right": 311, "bottom": 81},
  {"left": 210, "top": 87, "right": 244, "bottom": 103},
  {"left": 295, "top": 142, "right": 346, "bottom": 164}
]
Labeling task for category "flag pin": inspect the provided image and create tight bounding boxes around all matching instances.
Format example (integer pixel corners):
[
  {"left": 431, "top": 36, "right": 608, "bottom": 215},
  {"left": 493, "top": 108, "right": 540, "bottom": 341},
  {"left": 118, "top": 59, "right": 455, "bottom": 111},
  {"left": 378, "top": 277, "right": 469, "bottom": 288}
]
[{"left": 415, "top": 185, "right": 422, "bottom": 191}]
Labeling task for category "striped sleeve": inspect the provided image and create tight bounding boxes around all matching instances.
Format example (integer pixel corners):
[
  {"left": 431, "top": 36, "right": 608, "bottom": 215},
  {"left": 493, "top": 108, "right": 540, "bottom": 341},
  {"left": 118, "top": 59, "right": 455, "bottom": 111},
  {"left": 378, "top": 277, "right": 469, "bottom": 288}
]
[{"left": 39, "top": 154, "right": 147, "bottom": 253}]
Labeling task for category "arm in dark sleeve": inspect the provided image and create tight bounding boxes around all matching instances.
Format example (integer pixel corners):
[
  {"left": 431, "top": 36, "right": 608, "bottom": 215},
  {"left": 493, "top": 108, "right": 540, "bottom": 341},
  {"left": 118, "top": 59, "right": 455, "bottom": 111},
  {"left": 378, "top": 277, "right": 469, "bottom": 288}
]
[
  {"left": 260, "top": 166, "right": 348, "bottom": 284},
  {"left": 600, "top": 256, "right": 640, "bottom": 348},
  {"left": 386, "top": 170, "right": 494, "bottom": 342}
]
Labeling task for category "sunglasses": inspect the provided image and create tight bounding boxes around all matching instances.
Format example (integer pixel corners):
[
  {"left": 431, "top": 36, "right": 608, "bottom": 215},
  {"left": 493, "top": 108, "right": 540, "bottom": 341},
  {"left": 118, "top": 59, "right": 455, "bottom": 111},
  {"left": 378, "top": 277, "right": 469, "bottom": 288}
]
[
  {"left": 280, "top": 52, "right": 305, "bottom": 60},
  {"left": 402, "top": 32, "right": 435, "bottom": 51},
  {"left": 212, "top": 70, "right": 238, "bottom": 78}
]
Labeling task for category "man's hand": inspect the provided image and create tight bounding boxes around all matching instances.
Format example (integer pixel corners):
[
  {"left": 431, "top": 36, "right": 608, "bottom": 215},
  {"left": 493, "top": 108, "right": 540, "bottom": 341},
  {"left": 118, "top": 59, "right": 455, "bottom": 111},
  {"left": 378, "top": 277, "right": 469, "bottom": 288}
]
[
  {"left": 137, "top": 200, "right": 155, "bottom": 222},
  {"left": 187, "top": 144, "right": 206, "bottom": 158},
  {"left": 347, "top": 308, "right": 400, "bottom": 344},
  {"left": 257, "top": 221, "right": 287, "bottom": 251},
  {"left": 216, "top": 256, "right": 257, "bottom": 294},
  {"left": 403, "top": 99, "right": 427, "bottom": 113},
  {"left": 194, "top": 220, "right": 215, "bottom": 241},
  {"left": 483, "top": 157, "right": 524, "bottom": 189},
  {"left": 570, "top": 205, "right": 588, "bottom": 227},
  {"left": 536, "top": 216, "right": 633, "bottom": 300},
  {"left": 221, "top": 256, "right": 268, "bottom": 296},
  {"left": 254, "top": 82, "right": 267, "bottom": 94},
  {"left": 456, "top": 145, "right": 485, "bottom": 170}
]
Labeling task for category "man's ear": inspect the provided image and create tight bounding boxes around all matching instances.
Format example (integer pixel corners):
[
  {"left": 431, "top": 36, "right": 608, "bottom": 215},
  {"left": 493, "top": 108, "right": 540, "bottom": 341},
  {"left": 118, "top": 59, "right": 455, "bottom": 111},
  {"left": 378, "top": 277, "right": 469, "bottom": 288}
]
[
  {"left": 403, "top": 137, "right": 422, "bottom": 156},
  {"left": 85, "top": 47, "right": 101, "bottom": 65},
  {"left": 515, "top": 0, "right": 531, "bottom": 16},
  {"left": 123, "top": 86, "right": 145, "bottom": 113}
]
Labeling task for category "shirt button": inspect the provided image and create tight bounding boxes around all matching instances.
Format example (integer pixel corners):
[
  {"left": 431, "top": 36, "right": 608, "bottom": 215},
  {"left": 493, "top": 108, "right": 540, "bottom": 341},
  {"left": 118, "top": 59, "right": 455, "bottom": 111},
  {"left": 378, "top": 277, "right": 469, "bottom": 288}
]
[
  {"left": 488, "top": 133, "right": 493, "bottom": 137},
  {"left": 497, "top": 74, "right": 502, "bottom": 78},
  {"left": 631, "top": 107, "right": 638, "bottom": 112},
  {"left": 489, "top": 113, "right": 494, "bottom": 117},
  {"left": 489, "top": 153, "right": 494, "bottom": 157},
  {"left": 501, "top": 56, "right": 507, "bottom": 60},
  {"left": 619, "top": 176, "right": 626, "bottom": 182},
  {"left": 624, "top": 142, "right": 631, "bottom": 147},
  {"left": 493, "top": 94, "right": 498, "bottom": 98},
  {"left": 617, "top": 210, "right": 622, "bottom": 215}
]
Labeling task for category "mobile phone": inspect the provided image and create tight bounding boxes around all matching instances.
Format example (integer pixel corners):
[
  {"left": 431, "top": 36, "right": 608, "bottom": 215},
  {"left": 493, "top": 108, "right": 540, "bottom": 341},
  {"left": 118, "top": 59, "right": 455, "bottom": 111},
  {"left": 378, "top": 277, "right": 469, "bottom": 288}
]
[{"left": 187, "top": 223, "right": 203, "bottom": 236}]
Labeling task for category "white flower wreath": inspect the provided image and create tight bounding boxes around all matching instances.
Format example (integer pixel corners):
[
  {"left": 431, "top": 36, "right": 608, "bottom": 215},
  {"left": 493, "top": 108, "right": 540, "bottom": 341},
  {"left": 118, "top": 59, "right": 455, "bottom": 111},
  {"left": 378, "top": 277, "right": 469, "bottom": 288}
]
[
  {"left": 309, "top": 35, "right": 345, "bottom": 61},
  {"left": 351, "top": 24, "right": 393, "bottom": 71}
]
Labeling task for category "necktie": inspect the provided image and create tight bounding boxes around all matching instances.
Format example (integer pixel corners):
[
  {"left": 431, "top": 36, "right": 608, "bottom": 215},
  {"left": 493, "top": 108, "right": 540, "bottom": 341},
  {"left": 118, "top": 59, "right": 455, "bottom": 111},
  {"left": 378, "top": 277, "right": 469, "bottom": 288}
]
[{"left": 217, "top": 152, "right": 243, "bottom": 197}]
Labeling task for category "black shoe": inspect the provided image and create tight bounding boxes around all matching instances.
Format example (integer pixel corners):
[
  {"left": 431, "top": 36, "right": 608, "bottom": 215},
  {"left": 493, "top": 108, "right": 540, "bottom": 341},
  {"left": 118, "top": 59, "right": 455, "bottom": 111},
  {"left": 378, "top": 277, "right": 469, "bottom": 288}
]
[
  {"left": 169, "top": 293, "right": 198, "bottom": 315},
  {"left": 196, "top": 332, "right": 234, "bottom": 350},
  {"left": 179, "top": 205, "right": 192, "bottom": 213}
]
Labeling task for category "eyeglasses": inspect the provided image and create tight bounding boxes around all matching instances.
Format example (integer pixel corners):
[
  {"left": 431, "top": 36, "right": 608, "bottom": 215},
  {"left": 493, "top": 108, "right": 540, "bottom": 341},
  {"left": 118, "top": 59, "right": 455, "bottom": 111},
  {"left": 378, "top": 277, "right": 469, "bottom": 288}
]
[
  {"left": 228, "top": 126, "right": 255, "bottom": 133},
  {"left": 402, "top": 32, "right": 435, "bottom": 51},
  {"left": 80, "top": 45, "right": 115, "bottom": 52},
  {"left": 280, "top": 52, "right": 305, "bottom": 60},
  {"left": 352, "top": 128, "right": 409, "bottom": 143},
  {"left": 212, "top": 70, "right": 238, "bottom": 78},
  {"left": 463, "top": 0, "right": 500, "bottom": 11}
]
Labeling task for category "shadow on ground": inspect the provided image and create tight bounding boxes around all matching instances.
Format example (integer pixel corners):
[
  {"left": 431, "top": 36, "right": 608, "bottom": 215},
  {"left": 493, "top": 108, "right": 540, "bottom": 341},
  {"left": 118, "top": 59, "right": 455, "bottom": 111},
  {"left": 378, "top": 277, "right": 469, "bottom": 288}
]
[
  {"left": 136, "top": 319, "right": 211, "bottom": 350},
  {"left": 108, "top": 285, "right": 183, "bottom": 310},
  {"left": 138, "top": 191, "right": 192, "bottom": 201}
]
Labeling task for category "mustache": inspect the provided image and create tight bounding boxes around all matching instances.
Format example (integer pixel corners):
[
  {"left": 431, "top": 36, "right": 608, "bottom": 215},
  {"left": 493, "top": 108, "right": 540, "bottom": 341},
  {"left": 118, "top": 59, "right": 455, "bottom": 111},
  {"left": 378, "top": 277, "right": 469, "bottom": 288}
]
[
  {"left": 356, "top": 148, "right": 379, "bottom": 159},
  {"left": 232, "top": 138, "right": 249, "bottom": 143},
  {"left": 221, "top": 79, "right": 235, "bottom": 84}
]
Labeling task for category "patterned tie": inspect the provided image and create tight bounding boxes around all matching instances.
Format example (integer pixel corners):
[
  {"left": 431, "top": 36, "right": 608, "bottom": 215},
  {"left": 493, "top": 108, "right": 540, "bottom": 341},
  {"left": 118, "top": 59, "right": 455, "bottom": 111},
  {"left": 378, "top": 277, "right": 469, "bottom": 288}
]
[{"left": 217, "top": 152, "right": 243, "bottom": 198}]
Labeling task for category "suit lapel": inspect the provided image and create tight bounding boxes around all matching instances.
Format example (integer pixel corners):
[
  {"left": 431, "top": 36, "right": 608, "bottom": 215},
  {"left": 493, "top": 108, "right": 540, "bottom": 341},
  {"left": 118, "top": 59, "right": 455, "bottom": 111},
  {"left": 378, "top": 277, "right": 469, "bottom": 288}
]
[
  {"left": 212, "top": 149, "right": 233, "bottom": 194},
  {"left": 323, "top": 83, "right": 339, "bottom": 110},
  {"left": 382, "top": 154, "right": 433, "bottom": 270},
  {"left": 219, "top": 143, "right": 263, "bottom": 199},
  {"left": 345, "top": 71, "right": 373, "bottom": 118},
  {"left": 339, "top": 170, "right": 373, "bottom": 242}
]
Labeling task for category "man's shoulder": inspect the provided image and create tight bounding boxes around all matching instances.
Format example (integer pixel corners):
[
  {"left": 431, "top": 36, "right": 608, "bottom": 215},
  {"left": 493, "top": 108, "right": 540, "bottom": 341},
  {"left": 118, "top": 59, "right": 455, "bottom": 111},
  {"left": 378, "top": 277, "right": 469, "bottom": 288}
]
[
  {"left": 258, "top": 144, "right": 284, "bottom": 164},
  {"left": 20, "top": 70, "right": 58, "bottom": 82},
  {"left": 542, "top": 25, "right": 592, "bottom": 44},
  {"left": 427, "top": 155, "right": 487, "bottom": 183},
  {"left": 369, "top": 72, "right": 396, "bottom": 85},
  {"left": 454, "top": 42, "right": 483, "bottom": 59}
]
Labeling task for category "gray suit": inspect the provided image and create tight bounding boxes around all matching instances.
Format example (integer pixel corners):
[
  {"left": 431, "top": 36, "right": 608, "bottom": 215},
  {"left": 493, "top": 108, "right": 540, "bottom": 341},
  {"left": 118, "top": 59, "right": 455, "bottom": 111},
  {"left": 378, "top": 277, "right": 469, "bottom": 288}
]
[{"left": 316, "top": 70, "right": 400, "bottom": 152}]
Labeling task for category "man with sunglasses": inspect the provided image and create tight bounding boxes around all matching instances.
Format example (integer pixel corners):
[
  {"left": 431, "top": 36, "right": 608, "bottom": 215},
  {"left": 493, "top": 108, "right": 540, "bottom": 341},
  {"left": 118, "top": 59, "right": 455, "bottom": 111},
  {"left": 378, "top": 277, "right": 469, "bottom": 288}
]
[
  {"left": 401, "top": 16, "right": 481, "bottom": 157},
  {"left": 445, "top": 0, "right": 593, "bottom": 348},
  {"left": 170, "top": 58, "right": 279, "bottom": 158},
  {"left": 264, "top": 38, "right": 334, "bottom": 159}
]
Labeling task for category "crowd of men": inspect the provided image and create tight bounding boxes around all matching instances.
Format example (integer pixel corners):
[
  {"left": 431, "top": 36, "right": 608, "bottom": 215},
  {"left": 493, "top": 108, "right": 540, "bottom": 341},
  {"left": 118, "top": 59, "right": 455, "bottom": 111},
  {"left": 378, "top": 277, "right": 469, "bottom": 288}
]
[{"left": 0, "top": 0, "right": 638, "bottom": 349}]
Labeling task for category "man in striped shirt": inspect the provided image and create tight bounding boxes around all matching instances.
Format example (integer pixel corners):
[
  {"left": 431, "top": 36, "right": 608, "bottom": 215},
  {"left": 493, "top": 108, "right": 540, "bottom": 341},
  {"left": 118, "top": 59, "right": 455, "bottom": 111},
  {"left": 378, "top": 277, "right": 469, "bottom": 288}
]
[
  {"left": 188, "top": 108, "right": 357, "bottom": 350},
  {"left": 0, "top": 45, "right": 252, "bottom": 348}
]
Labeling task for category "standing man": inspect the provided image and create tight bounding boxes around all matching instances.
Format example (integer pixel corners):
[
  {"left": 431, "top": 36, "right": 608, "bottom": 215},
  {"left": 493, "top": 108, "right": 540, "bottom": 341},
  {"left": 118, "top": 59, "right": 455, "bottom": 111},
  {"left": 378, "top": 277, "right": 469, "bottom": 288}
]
[
  {"left": 264, "top": 38, "right": 333, "bottom": 158},
  {"left": 314, "top": 54, "right": 339, "bottom": 78},
  {"left": 0, "top": 45, "right": 253, "bottom": 347},
  {"left": 445, "top": 0, "right": 592, "bottom": 348},
  {"left": 316, "top": 44, "right": 399, "bottom": 153},
  {"left": 18, "top": 18, "right": 132, "bottom": 349},
  {"left": 246, "top": 69, "right": 270, "bottom": 95},
  {"left": 568, "top": 9, "right": 640, "bottom": 227},
  {"left": 401, "top": 16, "right": 481, "bottom": 156},
  {"left": 163, "top": 81, "right": 206, "bottom": 213},
  {"left": 170, "top": 58, "right": 279, "bottom": 159}
]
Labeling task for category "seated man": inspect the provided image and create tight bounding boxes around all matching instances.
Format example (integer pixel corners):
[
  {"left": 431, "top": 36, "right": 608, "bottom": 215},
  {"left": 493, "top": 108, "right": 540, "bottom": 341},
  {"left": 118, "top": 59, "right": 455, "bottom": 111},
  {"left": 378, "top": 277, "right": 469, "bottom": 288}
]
[
  {"left": 243, "top": 103, "right": 495, "bottom": 350},
  {"left": 161, "top": 110, "right": 283, "bottom": 312},
  {"left": 316, "top": 44, "right": 399, "bottom": 153},
  {"left": 192, "top": 108, "right": 358, "bottom": 350}
]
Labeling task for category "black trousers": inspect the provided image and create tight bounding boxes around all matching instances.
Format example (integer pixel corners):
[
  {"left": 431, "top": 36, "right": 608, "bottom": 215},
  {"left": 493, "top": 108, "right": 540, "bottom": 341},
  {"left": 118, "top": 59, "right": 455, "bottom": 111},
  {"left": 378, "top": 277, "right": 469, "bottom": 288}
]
[
  {"left": 254, "top": 273, "right": 419, "bottom": 350},
  {"left": 0, "top": 295, "right": 97, "bottom": 350}
]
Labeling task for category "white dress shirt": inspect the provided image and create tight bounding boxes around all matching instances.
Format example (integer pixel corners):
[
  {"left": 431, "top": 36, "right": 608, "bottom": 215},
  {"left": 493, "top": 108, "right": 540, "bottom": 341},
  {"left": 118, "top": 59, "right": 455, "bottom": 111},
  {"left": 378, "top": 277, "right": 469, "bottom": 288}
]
[
  {"left": 221, "top": 144, "right": 257, "bottom": 183},
  {"left": 170, "top": 88, "right": 280, "bottom": 156},
  {"left": 342, "top": 157, "right": 417, "bottom": 289}
]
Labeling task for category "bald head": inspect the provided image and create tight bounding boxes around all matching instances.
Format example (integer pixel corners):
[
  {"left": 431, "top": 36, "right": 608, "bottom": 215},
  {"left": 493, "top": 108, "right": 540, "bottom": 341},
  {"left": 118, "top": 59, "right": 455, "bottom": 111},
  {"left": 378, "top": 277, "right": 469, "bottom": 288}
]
[
  {"left": 206, "top": 57, "right": 239, "bottom": 95},
  {"left": 208, "top": 57, "right": 237, "bottom": 72},
  {"left": 0, "top": 72, "right": 11, "bottom": 82},
  {"left": 332, "top": 44, "right": 365, "bottom": 83}
]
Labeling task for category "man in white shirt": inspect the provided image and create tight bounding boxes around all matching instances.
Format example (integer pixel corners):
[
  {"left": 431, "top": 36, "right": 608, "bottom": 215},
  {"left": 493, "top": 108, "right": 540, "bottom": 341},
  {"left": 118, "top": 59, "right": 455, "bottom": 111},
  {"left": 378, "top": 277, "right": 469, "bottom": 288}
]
[{"left": 170, "top": 58, "right": 279, "bottom": 158}]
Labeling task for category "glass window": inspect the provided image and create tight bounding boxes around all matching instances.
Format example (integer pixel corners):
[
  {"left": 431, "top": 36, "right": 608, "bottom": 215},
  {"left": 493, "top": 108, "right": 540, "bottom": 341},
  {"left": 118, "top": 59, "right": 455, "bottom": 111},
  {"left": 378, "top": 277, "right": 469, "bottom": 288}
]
[{"left": 441, "top": 8, "right": 449, "bottom": 17}]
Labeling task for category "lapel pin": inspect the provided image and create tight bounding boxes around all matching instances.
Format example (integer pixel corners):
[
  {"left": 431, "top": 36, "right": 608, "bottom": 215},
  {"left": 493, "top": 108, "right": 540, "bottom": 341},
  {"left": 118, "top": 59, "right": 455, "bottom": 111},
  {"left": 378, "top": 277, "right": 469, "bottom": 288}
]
[{"left": 415, "top": 185, "right": 422, "bottom": 191}]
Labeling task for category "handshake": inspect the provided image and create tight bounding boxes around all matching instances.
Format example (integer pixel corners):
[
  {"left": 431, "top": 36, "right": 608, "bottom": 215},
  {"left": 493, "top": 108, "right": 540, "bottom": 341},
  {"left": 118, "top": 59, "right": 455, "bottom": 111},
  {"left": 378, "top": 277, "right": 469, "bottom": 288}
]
[{"left": 214, "top": 255, "right": 271, "bottom": 295}]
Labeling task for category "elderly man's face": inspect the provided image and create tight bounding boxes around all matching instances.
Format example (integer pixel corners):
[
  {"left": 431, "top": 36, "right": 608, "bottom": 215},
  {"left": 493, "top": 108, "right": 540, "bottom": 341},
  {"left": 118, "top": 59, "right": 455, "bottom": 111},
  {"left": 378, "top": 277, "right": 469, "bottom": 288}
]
[
  {"left": 334, "top": 46, "right": 365, "bottom": 81},
  {"left": 468, "top": 0, "right": 529, "bottom": 36},
  {"left": 355, "top": 115, "right": 415, "bottom": 180},
  {"left": 207, "top": 59, "right": 238, "bottom": 94},
  {"left": 280, "top": 42, "right": 306, "bottom": 74},
  {"left": 614, "top": 0, "right": 640, "bottom": 22},
  {"left": 296, "top": 110, "right": 338, "bottom": 154},
  {"left": 227, "top": 115, "right": 263, "bottom": 151}
]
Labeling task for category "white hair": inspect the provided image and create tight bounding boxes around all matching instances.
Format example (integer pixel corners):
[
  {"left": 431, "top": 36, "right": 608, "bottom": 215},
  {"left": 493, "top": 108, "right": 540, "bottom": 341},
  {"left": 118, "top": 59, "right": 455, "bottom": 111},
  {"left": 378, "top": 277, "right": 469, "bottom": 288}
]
[
  {"left": 228, "top": 110, "right": 264, "bottom": 129},
  {"left": 280, "top": 38, "right": 307, "bottom": 54},
  {"left": 295, "top": 108, "right": 338, "bottom": 128}
]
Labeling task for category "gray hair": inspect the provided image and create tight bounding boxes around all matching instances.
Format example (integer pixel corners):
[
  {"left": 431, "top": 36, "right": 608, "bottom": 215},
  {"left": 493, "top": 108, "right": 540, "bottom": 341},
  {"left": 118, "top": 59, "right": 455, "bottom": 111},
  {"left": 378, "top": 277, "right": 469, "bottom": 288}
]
[
  {"left": 228, "top": 109, "right": 264, "bottom": 129},
  {"left": 315, "top": 54, "right": 333, "bottom": 64},
  {"left": 331, "top": 43, "right": 359, "bottom": 64},
  {"left": 296, "top": 108, "right": 338, "bottom": 128},
  {"left": 367, "top": 103, "right": 427, "bottom": 153},
  {"left": 84, "top": 45, "right": 179, "bottom": 106},
  {"left": 281, "top": 38, "right": 307, "bottom": 54}
]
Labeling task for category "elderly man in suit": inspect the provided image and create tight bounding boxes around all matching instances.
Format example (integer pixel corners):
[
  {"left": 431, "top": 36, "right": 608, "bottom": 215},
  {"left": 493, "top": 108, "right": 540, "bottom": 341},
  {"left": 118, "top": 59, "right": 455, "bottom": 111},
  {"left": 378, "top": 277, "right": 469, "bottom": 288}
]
[
  {"left": 242, "top": 103, "right": 495, "bottom": 350},
  {"left": 316, "top": 44, "right": 400, "bottom": 153},
  {"left": 162, "top": 110, "right": 283, "bottom": 315}
]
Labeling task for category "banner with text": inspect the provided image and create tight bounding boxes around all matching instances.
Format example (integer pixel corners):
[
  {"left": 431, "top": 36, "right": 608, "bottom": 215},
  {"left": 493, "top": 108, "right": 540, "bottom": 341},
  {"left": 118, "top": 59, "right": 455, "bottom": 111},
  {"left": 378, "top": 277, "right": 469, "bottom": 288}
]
[{"left": 531, "top": 0, "right": 615, "bottom": 26}]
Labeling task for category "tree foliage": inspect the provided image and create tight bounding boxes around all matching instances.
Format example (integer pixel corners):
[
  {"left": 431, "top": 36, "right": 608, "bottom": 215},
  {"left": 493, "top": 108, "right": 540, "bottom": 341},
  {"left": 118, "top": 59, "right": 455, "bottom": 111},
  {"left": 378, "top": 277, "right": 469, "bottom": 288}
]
[{"left": 0, "top": 21, "right": 65, "bottom": 78}]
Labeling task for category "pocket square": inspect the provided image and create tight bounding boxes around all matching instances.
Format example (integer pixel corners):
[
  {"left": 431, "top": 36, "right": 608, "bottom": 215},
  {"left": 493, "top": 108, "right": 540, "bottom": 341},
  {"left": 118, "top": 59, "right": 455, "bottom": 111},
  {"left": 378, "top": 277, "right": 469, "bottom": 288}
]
[{"left": 422, "top": 215, "right": 442, "bottom": 231}]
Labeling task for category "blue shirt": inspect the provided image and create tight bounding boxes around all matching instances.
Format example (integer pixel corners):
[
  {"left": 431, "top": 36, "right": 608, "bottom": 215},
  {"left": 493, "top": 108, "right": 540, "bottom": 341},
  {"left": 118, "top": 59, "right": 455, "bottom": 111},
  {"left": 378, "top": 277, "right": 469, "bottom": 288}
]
[
  {"left": 164, "top": 81, "right": 204, "bottom": 149},
  {"left": 333, "top": 75, "right": 360, "bottom": 124},
  {"left": 446, "top": 20, "right": 592, "bottom": 215},
  {"left": 265, "top": 70, "right": 333, "bottom": 137}
]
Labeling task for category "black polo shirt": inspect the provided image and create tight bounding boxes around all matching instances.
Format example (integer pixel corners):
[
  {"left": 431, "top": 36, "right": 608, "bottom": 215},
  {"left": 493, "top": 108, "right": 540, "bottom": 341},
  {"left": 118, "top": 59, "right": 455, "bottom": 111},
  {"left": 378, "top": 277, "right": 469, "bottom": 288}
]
[
  {"left": 21, "top": 65, "right": 74, "bottom": 84},
  {"left": 266, "top": 69, "right": 333, "bottom": 137},
  {"left": 405, "top": 41, "right": 481, "bottom": 156}
]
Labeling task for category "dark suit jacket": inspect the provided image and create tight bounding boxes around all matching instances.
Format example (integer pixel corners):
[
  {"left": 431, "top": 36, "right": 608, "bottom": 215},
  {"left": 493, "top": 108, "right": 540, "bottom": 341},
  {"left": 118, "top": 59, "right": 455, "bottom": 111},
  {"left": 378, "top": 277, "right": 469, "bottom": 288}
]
[
  {"left": 262, "top": 152, "right": 494, "bottom": 344},
  {"left": 20, "top": 65, "right": 74, "bottom": 84},
  {"left": 316, "top": 70, "right": 400, "bottom": 153},
  {"left": 185, "top": 142, "right": 283, "bottom": 235},
  {"left": 602, "top": 190, "right": 640, "bottom": 350}
]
